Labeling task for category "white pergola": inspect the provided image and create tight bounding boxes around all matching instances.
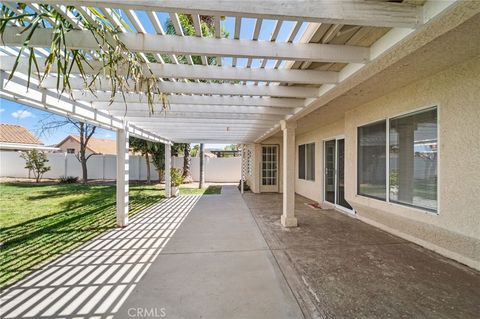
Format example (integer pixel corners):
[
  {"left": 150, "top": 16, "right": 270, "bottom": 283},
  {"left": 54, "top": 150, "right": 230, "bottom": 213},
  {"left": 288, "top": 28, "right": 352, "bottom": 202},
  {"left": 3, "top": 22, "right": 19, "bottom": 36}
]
[{"left": 0, "top": 0, "right": 461, "bottom": 227}]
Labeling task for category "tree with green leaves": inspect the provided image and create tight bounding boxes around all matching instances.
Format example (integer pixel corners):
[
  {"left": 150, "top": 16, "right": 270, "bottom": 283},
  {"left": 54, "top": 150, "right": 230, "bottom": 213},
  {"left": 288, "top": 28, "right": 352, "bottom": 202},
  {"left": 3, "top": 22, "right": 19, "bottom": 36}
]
[
  {"left": 149, "top": 143, "right": 165, "bottom": 183},
  {"left": 165, "top": 14, "right": 226, "bottom": 65},
  {"left": 129, "top": 136, "right": 154, "bottom": 184},
  {"left": 224, "top": 144, "right": 239, "bottom": 151},
  {"left": 190, "top": 144, "right": 200, "bottom": 157},
  {"left": 20, "top": 150, "right": 51, "bottom": 183}
]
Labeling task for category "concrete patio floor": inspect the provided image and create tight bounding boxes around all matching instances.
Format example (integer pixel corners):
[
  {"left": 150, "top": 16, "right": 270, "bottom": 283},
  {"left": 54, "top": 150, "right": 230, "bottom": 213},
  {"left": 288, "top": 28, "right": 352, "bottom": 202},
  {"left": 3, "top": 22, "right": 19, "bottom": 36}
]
[
  {"left": 2, "top": 186, "right": 479, "bottom": 319},
  {"left": 243, "top": 192, "right": 480, "bottom": 319},
  {"left": 0, "top": 186, "right": 303, "bottom": 319},
  {"left": 116, "top": 186, "right": 303, "bottom": 319}
]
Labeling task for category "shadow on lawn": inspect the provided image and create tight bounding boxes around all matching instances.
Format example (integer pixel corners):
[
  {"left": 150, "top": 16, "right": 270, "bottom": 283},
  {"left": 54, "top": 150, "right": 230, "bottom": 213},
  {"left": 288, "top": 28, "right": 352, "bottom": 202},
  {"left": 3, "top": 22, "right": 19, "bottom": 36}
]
[{"left": 0, "top": 184, "right": 163, "bottom": 289}]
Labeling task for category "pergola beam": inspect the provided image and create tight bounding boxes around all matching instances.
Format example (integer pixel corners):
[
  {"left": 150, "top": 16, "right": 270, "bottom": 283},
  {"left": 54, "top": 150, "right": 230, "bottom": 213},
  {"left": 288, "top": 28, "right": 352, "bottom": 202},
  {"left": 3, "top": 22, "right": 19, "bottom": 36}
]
[
  {"left": 2, "top": 27, "right": 370, "bottom": 64},
  {"left": 96, "top": 103, "right": 293, "bottom": 115},
  {"left": 41, "top": 79, "right": 319, "bottom": 98},
  {"left": 131, "top": 118, "right": 278, "bottom": 125},
  {"left": 21, "top": 0, "right": 422, "bottom": 28},
  {"left": 76, "top": 93, "right": 303, "bottom": 108},
  {"left": 0, "top": 71, "right": 171, "bottom": 144},
  {"left": 137, "top": 123, "right": 273, "bottom": 129},
  {"left": 108, "top": 111, "right": 285, "bottom": 121},
  {"left": 1, "top": 57, "right": 339, "bottom": 85}
]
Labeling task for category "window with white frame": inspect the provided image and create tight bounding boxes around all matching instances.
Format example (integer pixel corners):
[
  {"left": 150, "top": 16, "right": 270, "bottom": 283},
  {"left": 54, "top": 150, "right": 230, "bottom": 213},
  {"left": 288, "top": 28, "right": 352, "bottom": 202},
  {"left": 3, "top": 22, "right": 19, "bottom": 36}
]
[
  {"left": 298, "top": 143, "right": 315, "bottom": 181},
  {"left": 357, "top": 121, "right": 387, "bottom": 200},
  {"left": 357, "top": 107, "right": 438, "bottom": 212},
  {"left": 389, "top": 107, "right": 438, "bottom": 211}
]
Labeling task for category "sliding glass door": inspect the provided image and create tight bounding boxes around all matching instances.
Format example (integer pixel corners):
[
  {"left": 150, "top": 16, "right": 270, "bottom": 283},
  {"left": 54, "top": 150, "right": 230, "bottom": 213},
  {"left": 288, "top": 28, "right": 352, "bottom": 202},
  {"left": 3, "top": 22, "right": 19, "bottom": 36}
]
[{"left": 324, "top": 138, "right": 353, "bottom": 211}]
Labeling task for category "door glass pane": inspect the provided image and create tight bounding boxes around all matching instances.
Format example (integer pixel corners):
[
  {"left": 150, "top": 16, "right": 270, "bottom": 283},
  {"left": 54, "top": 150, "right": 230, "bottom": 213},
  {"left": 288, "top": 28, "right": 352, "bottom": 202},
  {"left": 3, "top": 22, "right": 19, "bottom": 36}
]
[
  {"left": 325, "top": 140, "right": 336, "bottom": 203},
  {"left": 306, "top": 143, "right": 315, "bottom": 181},
  {"left": 389, "top": 108, "right": 437, "bottom": 211},
  {"left": 262, "top": 146, "right": 278, "bottom": 186},
  {"left": 298, "top": 144, "right": 306, "bottom": 179},
  {"left": 358, "top": 121, "right": 387, "bottom": 199},
  {"left": 336, "top": 139, "right": 352, "bottom": 209}
]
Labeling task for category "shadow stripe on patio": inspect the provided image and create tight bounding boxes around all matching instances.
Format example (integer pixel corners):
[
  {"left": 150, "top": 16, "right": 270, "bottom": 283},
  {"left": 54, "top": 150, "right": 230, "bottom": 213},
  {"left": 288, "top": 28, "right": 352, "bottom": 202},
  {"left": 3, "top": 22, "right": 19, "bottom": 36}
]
[{"left": 0, "top": 195, "right": 200, "bottom": 319}]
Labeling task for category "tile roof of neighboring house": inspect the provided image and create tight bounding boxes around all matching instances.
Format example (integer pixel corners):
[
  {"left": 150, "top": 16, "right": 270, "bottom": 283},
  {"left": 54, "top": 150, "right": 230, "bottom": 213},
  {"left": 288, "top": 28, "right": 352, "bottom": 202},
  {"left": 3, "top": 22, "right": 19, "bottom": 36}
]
[
  {"left": 0, "top": 123, "right": 42, "bottom": 145},
  {"left": 57, "top": 135, "right": 117, "bottom": 155}
]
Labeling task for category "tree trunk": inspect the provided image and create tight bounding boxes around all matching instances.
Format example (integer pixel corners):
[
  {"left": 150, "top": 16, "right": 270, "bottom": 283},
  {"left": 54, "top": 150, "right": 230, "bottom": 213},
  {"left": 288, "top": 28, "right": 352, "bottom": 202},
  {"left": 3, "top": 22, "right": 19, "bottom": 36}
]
[
  {"left": 145, "top": 152, "right": 151, "bottom": 184},
  {"left": 199, "top": 143, "right": 205, "bottom": 189},
  {"left": 80, "top": 152, "right": 88, "bottom": 184},
  {"left": 183, "top": 144, "right": 193, "bottom": 183},
  {"left": 79, "top": 124, "right": 88, "bottom": 184}
]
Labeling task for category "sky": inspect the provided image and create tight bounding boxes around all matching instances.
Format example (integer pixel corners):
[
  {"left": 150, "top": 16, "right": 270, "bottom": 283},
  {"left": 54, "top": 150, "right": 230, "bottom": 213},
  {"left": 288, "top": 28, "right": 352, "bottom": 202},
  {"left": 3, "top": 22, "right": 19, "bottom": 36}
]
[
  {"left": 0, "top": 11, "right": 306, "bottom": 148},
  {"left": 0, "top": 98, "right": 115, "bottom": 145}
]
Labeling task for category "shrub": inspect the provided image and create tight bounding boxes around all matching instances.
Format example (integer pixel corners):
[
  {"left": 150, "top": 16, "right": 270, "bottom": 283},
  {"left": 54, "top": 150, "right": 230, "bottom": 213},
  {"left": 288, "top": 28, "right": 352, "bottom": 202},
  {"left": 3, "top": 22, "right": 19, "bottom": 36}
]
[
  {"left": 59, "top": 176, "right": 79, "bottom": 184},
  {"left": 170, "top": 168, "right": 184, "bottom": 187},
  {"left": 20, "top": 150, "right": 51, "bottom": 183},
  {"left": 238, "top": 179, "right": 251, "bottom": 191}
]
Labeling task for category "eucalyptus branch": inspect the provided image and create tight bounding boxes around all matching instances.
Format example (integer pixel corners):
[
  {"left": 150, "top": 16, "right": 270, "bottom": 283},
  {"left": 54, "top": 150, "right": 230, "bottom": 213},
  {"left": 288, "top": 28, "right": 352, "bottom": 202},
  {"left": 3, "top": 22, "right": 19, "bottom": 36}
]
[{"left": 0, "top": 3, "right": 168, "bottom": 115}]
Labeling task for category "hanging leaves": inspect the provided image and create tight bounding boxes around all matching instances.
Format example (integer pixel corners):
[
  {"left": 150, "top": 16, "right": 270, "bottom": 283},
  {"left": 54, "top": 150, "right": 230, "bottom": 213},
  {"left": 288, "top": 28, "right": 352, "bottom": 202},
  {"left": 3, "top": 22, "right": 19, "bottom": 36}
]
[{"left": 0, "top": 3, "right": 168, "bottom": 115}]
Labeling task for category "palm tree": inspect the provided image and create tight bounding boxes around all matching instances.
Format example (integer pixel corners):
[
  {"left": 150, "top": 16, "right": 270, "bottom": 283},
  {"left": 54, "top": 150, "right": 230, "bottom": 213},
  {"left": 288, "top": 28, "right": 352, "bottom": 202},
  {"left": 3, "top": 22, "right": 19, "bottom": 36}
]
[{"left": 183, "top": 144, "right": 193, "bottom": 183}]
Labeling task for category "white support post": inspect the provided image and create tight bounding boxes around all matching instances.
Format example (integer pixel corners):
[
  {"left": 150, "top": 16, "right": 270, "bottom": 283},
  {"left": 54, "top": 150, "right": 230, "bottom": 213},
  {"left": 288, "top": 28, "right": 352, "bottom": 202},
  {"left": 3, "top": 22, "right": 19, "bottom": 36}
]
[
  {"left": 241, "top": 144, "right": 245, "bottom": 194},
  {"left": 280, "top": 120, "right": 298, "bottom": 227},
  {"left": 116, "top": 123, "right": 129, "bottom": 227},
  {"left": 165, "top": 143, "right": 172, "bottom": 198}
]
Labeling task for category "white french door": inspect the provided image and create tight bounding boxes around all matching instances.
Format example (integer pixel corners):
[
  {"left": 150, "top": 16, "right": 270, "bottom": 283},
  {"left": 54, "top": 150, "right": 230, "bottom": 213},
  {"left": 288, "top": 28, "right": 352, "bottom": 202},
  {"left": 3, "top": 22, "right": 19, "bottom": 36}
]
[{"left": 260, "top": 145, "right": 279, "bottom": 192}]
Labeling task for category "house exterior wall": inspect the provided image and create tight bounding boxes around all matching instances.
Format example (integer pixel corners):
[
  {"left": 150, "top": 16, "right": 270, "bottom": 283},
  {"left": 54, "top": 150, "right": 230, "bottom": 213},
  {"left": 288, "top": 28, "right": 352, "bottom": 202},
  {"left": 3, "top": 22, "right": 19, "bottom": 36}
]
[
  {"left": 344, "top": 56, "right": 480, "bottom": 269},
  {"left": 57, "top": 138, "right": 94, "bottom": 155},
  {"left": 295, "top": 120, "right": 345, "bottom": 203},
  {"left": 253, "top": 56, "right": 480, "bottom": 269}
]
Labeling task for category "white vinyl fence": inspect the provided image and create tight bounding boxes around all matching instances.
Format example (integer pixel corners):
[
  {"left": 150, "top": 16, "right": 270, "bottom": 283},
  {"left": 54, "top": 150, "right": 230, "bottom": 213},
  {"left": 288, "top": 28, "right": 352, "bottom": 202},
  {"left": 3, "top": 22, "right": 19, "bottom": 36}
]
[{"left": 0, "top": 151, "right": 241, "bottom": 183}]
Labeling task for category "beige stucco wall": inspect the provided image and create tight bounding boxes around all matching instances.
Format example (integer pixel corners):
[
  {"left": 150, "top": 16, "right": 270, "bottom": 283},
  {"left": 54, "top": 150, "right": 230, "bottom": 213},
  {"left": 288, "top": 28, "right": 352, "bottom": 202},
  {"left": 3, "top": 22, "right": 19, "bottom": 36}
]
[
  {"left": 346, "top": 56, "right": 480, "bottom": 269},
  {"left": 295, "top": 120, "right": 345, "bottom": 202},
  {"left": 288, "top": 56, "right": 480, "bottom": 269}
]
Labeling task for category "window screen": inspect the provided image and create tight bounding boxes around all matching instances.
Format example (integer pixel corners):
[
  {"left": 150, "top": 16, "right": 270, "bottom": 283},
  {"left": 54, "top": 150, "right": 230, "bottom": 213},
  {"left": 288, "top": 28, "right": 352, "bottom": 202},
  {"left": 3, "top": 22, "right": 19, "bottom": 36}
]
[
  {"left": 358, "top": 121, "right": 387, "bottom": 199},
  {"left": 389, "top": 107, "right": 437, "bottom": 211}
]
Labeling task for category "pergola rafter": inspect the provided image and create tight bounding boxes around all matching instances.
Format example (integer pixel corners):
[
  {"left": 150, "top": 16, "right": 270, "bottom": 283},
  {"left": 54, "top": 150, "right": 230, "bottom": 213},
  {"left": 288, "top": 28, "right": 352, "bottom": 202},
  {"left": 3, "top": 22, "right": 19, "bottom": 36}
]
[
  {"left": 1, "top": 27, "right": 370, "bottom": 64},
  {"left": 0, "top": 0, "right": 463, "bottom": 231},
  {"left": 40, "top": 79, "right": 320, "bottom": 98},
  {"left": 1, "top": 56, "right": 340, "bottom": 84},
  {"left": 0, "top": 0, "right": 452, "bottom": 144},
  {"left": 18, "top": 0, "right": 423, "bottom": 28}
]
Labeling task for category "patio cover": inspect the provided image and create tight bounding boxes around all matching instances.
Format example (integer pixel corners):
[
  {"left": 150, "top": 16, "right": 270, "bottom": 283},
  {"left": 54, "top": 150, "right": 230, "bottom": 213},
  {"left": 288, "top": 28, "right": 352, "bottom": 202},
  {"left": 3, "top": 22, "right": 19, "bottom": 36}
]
[{"left": 0, "top": 0, "right": 462, "bottom": 144}]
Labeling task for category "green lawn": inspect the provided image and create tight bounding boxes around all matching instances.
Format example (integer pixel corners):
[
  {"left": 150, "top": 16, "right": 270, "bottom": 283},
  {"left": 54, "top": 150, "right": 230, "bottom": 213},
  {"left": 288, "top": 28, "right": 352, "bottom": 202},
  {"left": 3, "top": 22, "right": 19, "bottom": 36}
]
[
  {"left": 0, "top": 182, "right": 221, "bottom": 289},
  {"left": 180, "top": 185, "right": 222, "bottom": 195}
]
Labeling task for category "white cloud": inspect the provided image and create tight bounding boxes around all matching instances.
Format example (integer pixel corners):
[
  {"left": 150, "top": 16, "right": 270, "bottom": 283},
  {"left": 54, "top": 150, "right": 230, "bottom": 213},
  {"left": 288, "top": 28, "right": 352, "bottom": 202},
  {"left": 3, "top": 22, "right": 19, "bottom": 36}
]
[
  {"left": 0, "top": 108, "right": 5, "bottom": 113},
  {"left": 11, "top": 110, "right": 33, "bottom": 119}
]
